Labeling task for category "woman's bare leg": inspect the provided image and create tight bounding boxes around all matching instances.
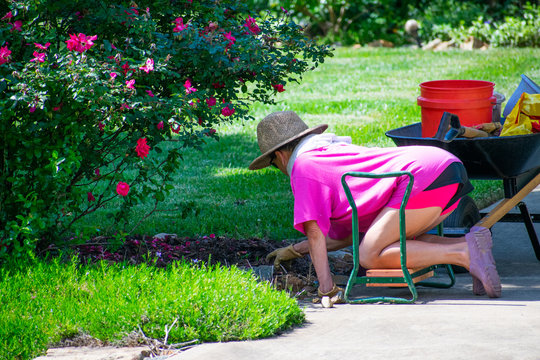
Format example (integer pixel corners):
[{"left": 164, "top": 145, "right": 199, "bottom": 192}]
[
  {"left": 358, "top": 206, "right": 470, "bottom": 270},
  {"left": 358, "top": 206, "right": 501, "bottom": 297}
]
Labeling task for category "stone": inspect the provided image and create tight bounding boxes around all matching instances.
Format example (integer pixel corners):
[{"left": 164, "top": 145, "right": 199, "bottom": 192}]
[
  {"left": 240, "top": 265, "right": 274, "bottom": 281},
  {"left": 422, "top": 38, "right": 442, "bottom": 50},
  {"left": 434, "top": 40, "right": 456, "bottom": 51},
  {"left": 152, "top": 233, "right": 178, "bottom": 241},
  {"left": 460, "top": 36, "right": 489, "bottom": 50},
  {"left": 328, "top": 249, "right": 353, "bottom": 274},
  {"left": 422, "top": 38, "right": 456, "bottom": 51},
  {"left": 33, "top": 346, "right": 151, "bottom": 360},
  {"left": 367, "top": 39, "right": 394, "bottom": 48}
]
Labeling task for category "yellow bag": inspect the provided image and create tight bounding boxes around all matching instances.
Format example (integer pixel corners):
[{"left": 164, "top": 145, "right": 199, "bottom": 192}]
[{"left": 500, "top": 93, "right": 540, "bottom": 136}]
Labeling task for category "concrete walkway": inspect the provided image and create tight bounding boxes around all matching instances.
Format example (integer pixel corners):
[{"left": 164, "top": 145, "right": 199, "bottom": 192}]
[
  {"left": 173, "top": 187, "right": 540, "bottom": 360},
  {"left": 35, "top": 188, "right": 540, "bottom": 360}
]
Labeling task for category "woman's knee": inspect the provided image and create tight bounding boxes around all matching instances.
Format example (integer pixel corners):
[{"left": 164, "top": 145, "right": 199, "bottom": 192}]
[{"left": 358, "top": 244, "right": 383, "bottom": 269}]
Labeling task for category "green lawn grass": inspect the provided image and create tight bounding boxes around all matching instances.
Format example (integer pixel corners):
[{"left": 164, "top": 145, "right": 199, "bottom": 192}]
[
  {"left": 78, "top": 46, "right": 540, "bottom": 241},
  {"left": 2, "top": 47, "right": 539, "bottom": 360},
  {"left": 0, "top": 257, "right": 303, "bottom": 360}
]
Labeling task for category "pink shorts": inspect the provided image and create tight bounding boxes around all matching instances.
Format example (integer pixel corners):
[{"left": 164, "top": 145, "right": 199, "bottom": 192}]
[{"left": 388, "top": 183, "right": 460, "bottom": 216}]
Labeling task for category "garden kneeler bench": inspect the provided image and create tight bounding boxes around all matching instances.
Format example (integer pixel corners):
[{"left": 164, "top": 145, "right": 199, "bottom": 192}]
[{"left": 341, "top": 171, "right": 455, "bottom": 304}]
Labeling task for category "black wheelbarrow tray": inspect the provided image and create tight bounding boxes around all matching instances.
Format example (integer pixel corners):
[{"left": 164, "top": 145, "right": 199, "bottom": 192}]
[{"left": 386, "top": 122, "right": 540, "bottom": 260}]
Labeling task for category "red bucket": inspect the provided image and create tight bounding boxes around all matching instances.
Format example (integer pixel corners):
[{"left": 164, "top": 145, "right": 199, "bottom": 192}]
[{"left": 417, "top": 80, "right": 496, "bottom": 137}]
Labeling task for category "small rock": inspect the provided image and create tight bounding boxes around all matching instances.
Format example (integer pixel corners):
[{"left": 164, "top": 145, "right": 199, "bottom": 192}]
[
  {"left": 153, "top": 233, "right": 177, "bottom": 241},
  {"left": 240, "top": 265, "right": 274, "bottom": 282},
  {"left": 367, "top": 39, "right": 394, "bottom": 48},
  {"left": 33, "top": 346, "right": 150, "bottom": 360},
  {"left": 328, "top": 249, "right": 353, "bottom": 274},
  {"left": 321, "top": 296, "right": 333, "bottom": 308},
  {"left": 424, "top": 39, "right": 457, "bottom": 51},
  {"left": 460, "top": 36, "right": 489, "bottom": 50},
  {"left": 422, "top": 38, "right": 442, "bottom": 50}
]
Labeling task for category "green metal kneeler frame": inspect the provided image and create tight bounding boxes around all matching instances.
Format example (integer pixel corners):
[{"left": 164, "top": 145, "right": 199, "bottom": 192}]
[{"left": 341, "top": 171, "right": 455, "bottom": 304}]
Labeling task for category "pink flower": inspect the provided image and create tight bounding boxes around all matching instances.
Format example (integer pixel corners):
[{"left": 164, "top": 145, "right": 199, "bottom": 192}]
[
  {"left": 34, "top": 42, "right": 51, "bottom": 50},
  {"left": 139, "top": 58, "right": 154, "bottom": 73},
  {"left": 171, "top": 122, "right": 181, "bottom": 133},
  {"left": 173, "top": 17, "right": 188, "bottom": 32},
  {"left": 87, "top": 192, "right": 96, "bottom": 202},
  {"left": 221, "top": 106, "right": 235, "bottom": 117},
  {"left": 110, "top": 72, "right": 117, "bottom": 79},
  {"left": 66, "top": 33, "right": 97, "bottom": 53},
  {"left": 184, "top": 79, "right": 197, "bottom": 94},
  {"left": 29, "top": 106, "right": 36, "bottom": 113},
  {"left": 10, "top": 20, "right": 22, "bottom": 32},
  {"left": 126, "top": 79, "right": 135, "bottom": 89},
  {"left": 244, "top": 16, "right": 261, "bottom": 35},
  {"left": 209, "top": 233, "right": 216, "bottom": 239},
  {"left": 1, "top": 11, "right": 13, "bottom": 20},
  {"left": 206, "top": 97, "right": 216, "bottom": 108},
  {"left": 95, "top": 168, "right": 101, "bottom": 176},
  {"left": 30, "top": 51, "right": 46, "bottom": 63},
  {"left": 125, "top": 7, "right": 139, "bottom": 16},
  {"left": 0, "top": 46, "right": 11, "bottom": 65},
  {"left": 120, "top": 103, "right": 132, "bottom": 110},
  {"left": 272, "top": 84, "right": 285, "bottom": 92},
  {"left": 146, "top": 90, "right": 154, "bottom": 97},
  {"left": 136, "top": 137, "right": 150, "bottom": 159},
  {"left": 121, "top": 62, "right": 134, "bottom": 75},
  {"left": 116, "top": 182, "right": 130, "bottom": 196},
  {"left": 157, "top": 121, "right": 164, "bottom": 130},
  {"left": 224, "top": 32, "right": 236, "bottom": 48},
  {"left": 98, "top": 121, "right": 105, "bottom": 131}
]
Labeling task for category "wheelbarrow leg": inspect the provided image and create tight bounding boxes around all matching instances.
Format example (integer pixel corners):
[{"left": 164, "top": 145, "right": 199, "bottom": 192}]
[{"left": 518, "top": 202, "right": 540, "bottom": 261}]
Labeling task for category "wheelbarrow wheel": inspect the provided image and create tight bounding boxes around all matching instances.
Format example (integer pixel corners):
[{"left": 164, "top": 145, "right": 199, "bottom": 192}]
[
  {"left": 443, "top": 196, "right": 482, "bottom": 273},
  {"left": 443, "top": 195, "right": 481, "bottom": 229}
]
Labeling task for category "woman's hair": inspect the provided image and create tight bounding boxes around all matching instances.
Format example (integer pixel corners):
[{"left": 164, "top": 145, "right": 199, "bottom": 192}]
[{"left": 277, "top": 135, "right": 305, "bottom": 153}]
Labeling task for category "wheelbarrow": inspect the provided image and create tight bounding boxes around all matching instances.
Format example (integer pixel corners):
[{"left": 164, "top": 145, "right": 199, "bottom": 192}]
[{"left": 385, "top": 120, "right": 540, "bottom": 260}]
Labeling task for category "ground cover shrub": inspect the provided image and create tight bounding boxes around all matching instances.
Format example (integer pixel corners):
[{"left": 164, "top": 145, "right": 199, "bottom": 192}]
[
  {"left": 249, "top": 0, "right": 538, "bottom": 47},
  {"left": 412, "top": 1, "right": 539, "bottom": 47},
  {"left": 0, "top": 0, "right": 332, "bottom": 258},
  {"left": 0, "top": 257, "right": 304, "bottom": 360},
  {"left": 249, "top": 0, "right": 413, "bottom": 46}
]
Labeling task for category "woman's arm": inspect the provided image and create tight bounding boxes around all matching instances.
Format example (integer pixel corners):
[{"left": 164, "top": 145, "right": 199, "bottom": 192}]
[
  {"left": 303, "top": 220, "right": 335, "bottom": 294},
  {"left": 292, "top": 232, "right": 352, "bottom": 255}
]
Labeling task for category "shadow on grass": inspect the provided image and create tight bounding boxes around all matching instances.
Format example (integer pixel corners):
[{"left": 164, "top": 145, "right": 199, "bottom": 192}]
[{"left": 76, "top": 131, "right": 300, "bottom": 241}]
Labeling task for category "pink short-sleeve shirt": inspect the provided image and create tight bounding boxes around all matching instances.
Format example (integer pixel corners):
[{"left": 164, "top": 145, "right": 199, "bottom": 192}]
[{"left": 290, "top": 144, "right": 462, "bottom": 239}]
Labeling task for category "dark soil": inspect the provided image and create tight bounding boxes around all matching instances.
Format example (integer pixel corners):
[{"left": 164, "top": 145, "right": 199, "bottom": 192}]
[{"left": 64, "top": 233, "right": 354, "bottom": 298}]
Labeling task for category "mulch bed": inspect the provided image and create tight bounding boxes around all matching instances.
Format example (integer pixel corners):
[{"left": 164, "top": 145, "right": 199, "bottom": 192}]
[{"left": 64, "top": 233, "right": 354, "bottom": 299}]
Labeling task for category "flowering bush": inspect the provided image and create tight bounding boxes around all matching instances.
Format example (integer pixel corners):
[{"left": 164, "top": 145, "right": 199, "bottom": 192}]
[{"left": 0, "top": 0, "right": 332, "bottom": 257}]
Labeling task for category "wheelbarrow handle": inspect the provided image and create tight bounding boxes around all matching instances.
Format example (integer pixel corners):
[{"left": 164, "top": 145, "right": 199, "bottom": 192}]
[{"left": 475, "top": 172, "right": 540, "bottom": 229}]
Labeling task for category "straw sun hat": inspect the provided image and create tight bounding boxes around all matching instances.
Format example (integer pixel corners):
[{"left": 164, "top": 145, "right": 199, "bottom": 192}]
[{"left": 249, "top": 111, "right": 328, "bottom": 170}]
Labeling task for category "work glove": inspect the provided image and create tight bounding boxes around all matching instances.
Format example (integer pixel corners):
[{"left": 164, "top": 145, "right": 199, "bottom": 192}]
[
  {"left": 266, "top": 244, "right": 303, "bottom": 267},
  {"left": 315, "top": 284, "right": 345, "bottom": 308}
]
